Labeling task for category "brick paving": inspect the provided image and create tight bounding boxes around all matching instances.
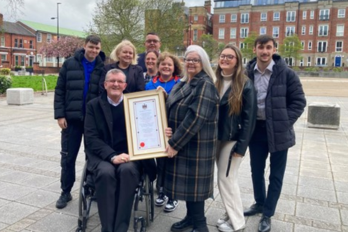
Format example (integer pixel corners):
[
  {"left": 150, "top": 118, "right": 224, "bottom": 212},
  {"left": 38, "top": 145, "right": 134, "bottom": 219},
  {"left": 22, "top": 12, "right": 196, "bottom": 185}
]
[{"left": 0, "top": 87, "right": 347, "bottom": 232}]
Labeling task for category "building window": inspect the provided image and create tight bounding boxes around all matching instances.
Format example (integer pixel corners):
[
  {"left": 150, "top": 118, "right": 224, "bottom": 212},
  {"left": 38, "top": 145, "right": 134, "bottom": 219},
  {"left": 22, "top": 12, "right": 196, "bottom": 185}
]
[
  {"left": 310, "top": 10, "right": 314, "bottom": 19},
  {"left": 336, "top": 41, "right": 343, "bottom": 52},
  {"left": 46, "top": 56, "right": 53, "bottom": 62},
  {"left": 231, "top": 14, "right": 237, "bottom": 22},
  {"left": 301, "top": 26, "right": 306, "bottom": 35},
  {"left": 300, "top": 58, "right": 304, "bottom": 67},
  {"left": 286, "top": 26, "right": 295, "bottom": 37},
  {"left": 319, "top": 9, "right": 329, "bottom": 20},
  {"left": 0, "top": 37, "right": 4, "bottom": 47},
  {"left": 240, "top": 28, "right": 249, "bottom": 38},
  {"left": 301, "top": 41, "right": 305, "bottom": 50},
  {"left": 1, "top": 54, "right": 6, "bottom": 62},
  {"left": 317, "top": 57, "right": 326, "bottom": 66},
  {"left": 14, "top": 39, "right": 18, "bottom": 47},
  {"left": 286, "top": 11, "right": 296, "bottom": 22},
  {"left": 260, "top": 12, "right": 267, "bottom": 21},
  {"left": 308, "top": 41, "right": 312, "bottom": 50},
  {"left": 47, "top": 34, "right": 52, "bottom": 43},
  {"left": 219, "top": 28, "right": 225, "bottom": 39},
  {"left": 307, "top": 56, "right": 311, "bottom": 66},
  {"left": 37, "top": 33, "right": 42, "bottom": 42},
  {"left": 317, "top": 41, "right": 327, "bottom": 52},
  {"left": 29, "top": 40, "right": 33, "bottom": 49},
  {"left": 193, "top": 29, "right": 197, "bottom": 41},
  {"left": 318, "top": 25, "right": 328, "bottom": 36},
  {"left": 19, "top": 39, "right": 23, "bottom": 48},
  {"left": 309, "top": 25, "right": 313, "bottom": 35},
  {"left": 240, "top": 42, "right": 246, "bottom": 49},
  {"left": 303, "top": 11, "right": 307, "bottom": 19},
  {"left": 272, "top": 27, "right": 279, "bottom": 38},
  {"left": 337, "top": 25, "right": 344, "bottom": 37},
  {"left": 273, "top": 12, "right": 280, "bottom": 21},
  {"left": 260, "top": 27, "right": 266, "bottom": 35},
  {"left": 241, "top": 13, "right": 249, "bottom": 23},
  {"left": 230, "top": 28, "right": 236, "bottom": 39},
  {"left": 194, "top": 15, "right": 198, "bottom": 21},
  {"left": 15, "top": 56, "right": 19, "bottom": 66},
  {"left": 20, "top": 55, "right": 25, "bottom": 66},
  {"left": 338, "top": 9, "right": 345, "bottom": 18},
  {"left": 219, "top": 15, "right": 225, "bottom": 23}
]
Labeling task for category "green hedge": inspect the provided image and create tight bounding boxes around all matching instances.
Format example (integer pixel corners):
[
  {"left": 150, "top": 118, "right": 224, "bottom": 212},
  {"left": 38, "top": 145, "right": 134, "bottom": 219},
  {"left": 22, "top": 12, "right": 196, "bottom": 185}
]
[{"left": 0, "top": 76, "right": 12, "bottom": 94}]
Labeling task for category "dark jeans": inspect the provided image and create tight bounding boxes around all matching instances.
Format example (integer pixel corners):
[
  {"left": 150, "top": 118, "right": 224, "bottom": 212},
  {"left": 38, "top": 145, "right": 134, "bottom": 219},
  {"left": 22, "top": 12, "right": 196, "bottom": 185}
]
[
  {"left": 249, "top": 120, "right": 288, "bottom": 217},
  {"left": 156, "top": 157, "right": 166, "bottom": 192},
  {"left": 186, "top": 201, "right": 208, "bottom": 231},
  {"left": 94, "top": 161, "right": 140, "bottom": 232},
  {"left": 60, "top": 120, "right": 84, "bottom": 193}
]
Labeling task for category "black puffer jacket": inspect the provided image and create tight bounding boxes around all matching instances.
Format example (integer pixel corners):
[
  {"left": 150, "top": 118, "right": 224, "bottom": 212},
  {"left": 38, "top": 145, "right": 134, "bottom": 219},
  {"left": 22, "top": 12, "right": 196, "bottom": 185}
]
[
  {"left": 54, "top": 49, "right": 105, "bottom": 121},
  {"left": 218, "top": 78, "right": 257, "bottom": 156},
  {"left": 246, "top": 54, "right": 306, "bottom": 152}
]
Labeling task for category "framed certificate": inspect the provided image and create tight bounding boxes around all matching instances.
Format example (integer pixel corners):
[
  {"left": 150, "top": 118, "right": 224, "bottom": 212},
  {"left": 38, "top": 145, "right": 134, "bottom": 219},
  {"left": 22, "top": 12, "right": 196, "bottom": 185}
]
[{"left": 123, "top": 89, "right": 169, "bottom": 160}]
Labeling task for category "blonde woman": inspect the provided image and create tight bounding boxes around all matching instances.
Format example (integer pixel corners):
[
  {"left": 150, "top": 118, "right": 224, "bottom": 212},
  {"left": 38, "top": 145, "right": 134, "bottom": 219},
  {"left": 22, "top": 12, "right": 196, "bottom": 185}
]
[
  {"left": 100, "top": 40, "right": 144, "bottom": 93},
  {"left": 215, "top": 44, "right": 257, "bottom": 232}
]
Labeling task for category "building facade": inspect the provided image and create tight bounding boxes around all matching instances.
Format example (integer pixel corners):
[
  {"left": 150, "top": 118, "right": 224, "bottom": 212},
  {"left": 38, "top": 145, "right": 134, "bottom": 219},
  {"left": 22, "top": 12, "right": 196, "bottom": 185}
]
[{"left": 213, "top": 0, "right": 348, "bottom": 67}]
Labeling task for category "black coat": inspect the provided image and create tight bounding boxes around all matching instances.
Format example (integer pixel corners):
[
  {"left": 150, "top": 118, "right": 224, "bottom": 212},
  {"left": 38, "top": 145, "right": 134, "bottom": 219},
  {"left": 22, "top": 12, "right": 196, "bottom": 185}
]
[
  {"left": 99, "top": 62, "right": 145, "bottom": 94},
  {"left": 246, "top": 54, "right": 306, "bottom": 152},
  {"left": 218, "top": 78, "right": 257, "bottom": 156},
  {"left": 54, "top": 49, "right": 105, "bottom": 120},
  {"left": 137, "top": 52, "right": 147, "bottom": 73},
  {"left": 84, "top": 92, "right": 156, "bottom": 181}
]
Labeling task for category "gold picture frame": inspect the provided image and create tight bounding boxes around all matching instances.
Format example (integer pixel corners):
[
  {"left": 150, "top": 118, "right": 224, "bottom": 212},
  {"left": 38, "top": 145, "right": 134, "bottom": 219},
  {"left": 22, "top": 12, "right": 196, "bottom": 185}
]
[{"left": 123, "top": 89, "right": 169, "bottom": 160}]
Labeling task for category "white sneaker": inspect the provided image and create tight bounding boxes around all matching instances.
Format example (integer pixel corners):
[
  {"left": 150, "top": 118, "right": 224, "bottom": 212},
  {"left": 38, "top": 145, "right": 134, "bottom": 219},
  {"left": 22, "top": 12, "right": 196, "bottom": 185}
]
[
  {"left": 218, "top": 221, "right": 246, "bottom": 232},
  {"left": 216, "top": 212, "right": 229, "bottom": 227}
]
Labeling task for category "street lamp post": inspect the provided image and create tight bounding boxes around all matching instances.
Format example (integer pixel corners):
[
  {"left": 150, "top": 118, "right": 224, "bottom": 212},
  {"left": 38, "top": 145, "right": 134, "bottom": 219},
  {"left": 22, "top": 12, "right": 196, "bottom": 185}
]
[{"left": 51, "top": 2, "right": 61, "bottom": 72}]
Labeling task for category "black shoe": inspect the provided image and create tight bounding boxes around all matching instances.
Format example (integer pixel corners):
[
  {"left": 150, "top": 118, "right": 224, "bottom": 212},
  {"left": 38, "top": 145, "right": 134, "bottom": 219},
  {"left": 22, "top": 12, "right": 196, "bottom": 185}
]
[
  {"left": 171, "top": 216, "right": 194, "bottom": 232},
  {"left": 244, "top": 203, "right": 263, "bottom": 216},
  {"left": 191, "top": 227, "right": 208, "bottom": 232},
  {"left": 56, "top": 192, "right": 72, "bottom": 209},
  {"left": 258, "top": 215, "right": 271, "bottom": 232}
]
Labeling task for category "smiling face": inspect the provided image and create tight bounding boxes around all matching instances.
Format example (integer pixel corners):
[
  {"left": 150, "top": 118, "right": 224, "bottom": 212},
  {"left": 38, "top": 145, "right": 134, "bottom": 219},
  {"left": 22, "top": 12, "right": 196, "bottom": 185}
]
[
  {"left": 158, "top": 57, "right": 174, "bottom": 80},
  {"left": 104, "top": 72, "right": 127, "bottom": 101},
  {"left": 145, "top": 34, "right": 161, "bottom": 52},
  {"left": 145, "top": 51, "right": 158, "bottom": 72},
  {"left": 253, "top": 40, "right": 276, "bottom": 66},
  {"left": 117, "top": 45, "right": 134, "bottom": 65},
  {"left": 185, "top": 52, "right": 203, "bottom": 80},
  {"left": 84, "top": 41, "right": 101, "bottom": 62},
  {"left": 218, "top": 48, "right": 238, "bottom": 75}
]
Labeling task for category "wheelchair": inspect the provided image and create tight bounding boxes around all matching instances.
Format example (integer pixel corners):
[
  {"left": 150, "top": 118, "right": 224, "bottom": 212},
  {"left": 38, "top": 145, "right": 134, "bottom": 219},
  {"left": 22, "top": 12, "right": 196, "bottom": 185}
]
[{"left": 75, "top": 162, "right": 155, "bottom": 232}]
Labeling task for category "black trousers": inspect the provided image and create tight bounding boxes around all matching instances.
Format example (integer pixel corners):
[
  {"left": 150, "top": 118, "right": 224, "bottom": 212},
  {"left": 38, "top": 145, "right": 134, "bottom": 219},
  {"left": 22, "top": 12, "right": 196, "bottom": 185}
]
[
  {"left": 94, "top": 161, "right": 140, "bottom": 232},
  {"left": 249, "top": 120, "right": 288, "bottom": 217},
  {"left": 60, "top": 120, "right": 84, "bottom": 193},
  {"left": 186, "top": 201, "right": 208, "bottom": 231},
  {"left": 156, "top": 157, "right": 166, "bottom": 191}
]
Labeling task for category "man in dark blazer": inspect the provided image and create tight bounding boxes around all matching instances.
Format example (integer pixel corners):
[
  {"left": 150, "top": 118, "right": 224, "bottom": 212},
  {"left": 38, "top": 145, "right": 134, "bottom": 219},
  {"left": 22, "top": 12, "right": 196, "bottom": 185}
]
[
  {"left": 84, "top": 68, "right": 156, "bottom": 232},
  {"left": 137, "top": 32, "right": 161, "bottom": 72},
  {"left": 244, "top": 35, "right": 306, "bottom": 232}
]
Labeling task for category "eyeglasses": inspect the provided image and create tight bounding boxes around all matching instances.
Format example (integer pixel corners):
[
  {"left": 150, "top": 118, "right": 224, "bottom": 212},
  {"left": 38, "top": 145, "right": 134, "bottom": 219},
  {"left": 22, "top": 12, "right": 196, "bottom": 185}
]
[
  {"left": 106, "top": 80, "right": 126, "bottom": 84},
  {"left": 184, "top": 58, "right": 201, "bottom": 64},
  {"left": 219, "top": 54, "right": 236, "bottom": 60},
  {"left": 145, "top": 40, "right": 160, "bottom": 44}
]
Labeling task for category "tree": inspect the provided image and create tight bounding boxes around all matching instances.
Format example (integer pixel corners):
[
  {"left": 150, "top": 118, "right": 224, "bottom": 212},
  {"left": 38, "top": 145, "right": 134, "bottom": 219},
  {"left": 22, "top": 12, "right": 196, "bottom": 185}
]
[
  {"left": 144, "top": 0, "right": 186, "bottom": 52},
  {"left": 87, "top": 0, "right": 145, "bottom": 56},
  {"left": 279, "top": 34, "right": 302, "bottom": 65},
  {"left": 240, "top": 32, "right": 258, "bottom": 60},
  {"left": 198, "top": 34, "right": 218, "bottom": 61},
  {"left": 39, "top": 36, "right": 84, "bottom": 58},
  {"left": 1, "top": 0, "right": 24, "bottom": 19}
]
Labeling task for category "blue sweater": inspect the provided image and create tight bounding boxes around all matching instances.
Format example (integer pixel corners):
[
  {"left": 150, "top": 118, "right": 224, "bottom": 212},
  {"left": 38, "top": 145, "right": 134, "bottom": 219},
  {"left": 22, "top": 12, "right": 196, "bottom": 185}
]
[{"left": 145, "top": 76, "right": 180, "bottom": 94}]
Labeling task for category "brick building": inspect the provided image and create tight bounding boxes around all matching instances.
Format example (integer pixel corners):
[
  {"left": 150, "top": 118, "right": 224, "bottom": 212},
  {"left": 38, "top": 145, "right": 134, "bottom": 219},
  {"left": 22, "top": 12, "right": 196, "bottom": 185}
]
[
  {"left": 0, "top": 14, "right": 36, "bottom": 69},
  {"left": 213, "top": 0, "right": 348, "bottom": 67}
]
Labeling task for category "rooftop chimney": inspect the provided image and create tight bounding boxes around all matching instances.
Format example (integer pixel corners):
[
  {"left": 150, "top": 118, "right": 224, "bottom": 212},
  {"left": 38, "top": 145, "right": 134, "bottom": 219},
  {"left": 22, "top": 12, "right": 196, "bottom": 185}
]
[
  {"left": 0, "top": 14, "right": 3, "bottom": 27},
  {"left": 204, "top": 1, "right": 211, "bottom": 14}
]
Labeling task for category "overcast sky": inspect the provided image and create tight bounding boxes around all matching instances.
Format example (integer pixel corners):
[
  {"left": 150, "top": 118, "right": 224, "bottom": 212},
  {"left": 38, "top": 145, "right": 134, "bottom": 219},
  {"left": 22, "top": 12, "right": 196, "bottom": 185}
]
[{"left": 0, "top": 0, "right": 211, "bottom": 31}]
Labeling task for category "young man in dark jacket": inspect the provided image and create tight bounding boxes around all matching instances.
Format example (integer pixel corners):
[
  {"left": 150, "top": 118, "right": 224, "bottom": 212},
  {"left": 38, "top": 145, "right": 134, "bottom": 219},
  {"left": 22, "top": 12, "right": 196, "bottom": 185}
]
[
  {"left": 54, "top": 35, "right": 105, "bottom": 209},
  {"left": 244, "top": 35, "right": 306, "bottom": 232}
]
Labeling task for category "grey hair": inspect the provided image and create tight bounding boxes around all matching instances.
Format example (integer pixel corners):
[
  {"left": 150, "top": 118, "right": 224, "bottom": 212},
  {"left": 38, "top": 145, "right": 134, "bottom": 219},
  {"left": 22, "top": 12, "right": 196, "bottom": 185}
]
[
  {"left": 181, "top": 45, "right": 216, "bottom": 82},
  {"left": 105, "top": 68, "right": 127, "bottom": 82}
]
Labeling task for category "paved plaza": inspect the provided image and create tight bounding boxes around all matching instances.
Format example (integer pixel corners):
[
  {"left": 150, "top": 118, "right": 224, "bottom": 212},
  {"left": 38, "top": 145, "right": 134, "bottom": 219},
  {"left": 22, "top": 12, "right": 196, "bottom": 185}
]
[{"left": 0, "top": 77, "right": 348, "bottom": 232}]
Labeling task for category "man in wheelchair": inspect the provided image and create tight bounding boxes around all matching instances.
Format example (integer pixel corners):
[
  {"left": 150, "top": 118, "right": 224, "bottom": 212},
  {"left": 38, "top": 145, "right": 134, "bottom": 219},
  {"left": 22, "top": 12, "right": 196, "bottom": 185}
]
[{"left": 84, "top": 68, "right": 156, "bottom": 232}]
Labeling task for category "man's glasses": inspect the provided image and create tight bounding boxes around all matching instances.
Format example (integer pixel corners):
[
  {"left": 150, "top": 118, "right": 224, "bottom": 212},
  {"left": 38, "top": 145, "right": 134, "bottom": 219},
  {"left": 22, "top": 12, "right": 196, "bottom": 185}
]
[
  {"left": 106, "top": 80, "right": 126, "bottom": 84},
  {"left": 219, "top": 54, "right": 236, "bottom": 60},
  {"left": 145, "top": 40, "right": 160, "bottom": 44},
  {"left": 184, "top": 58, "right": 201, "bottom": 64}
]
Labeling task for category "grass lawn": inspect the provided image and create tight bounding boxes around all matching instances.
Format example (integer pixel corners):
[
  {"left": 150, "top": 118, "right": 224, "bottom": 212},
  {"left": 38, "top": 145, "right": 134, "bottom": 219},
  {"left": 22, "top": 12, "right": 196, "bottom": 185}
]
[{"left": 11, "top": 75, "right": 58, "bottom": 91}]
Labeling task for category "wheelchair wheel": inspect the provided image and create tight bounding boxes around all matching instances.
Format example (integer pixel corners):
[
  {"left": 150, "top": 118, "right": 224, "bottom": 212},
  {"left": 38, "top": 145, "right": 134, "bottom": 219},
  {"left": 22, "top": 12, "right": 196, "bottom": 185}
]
[{"left": 144, "top": 175, "right": 154, "bottom": 226}]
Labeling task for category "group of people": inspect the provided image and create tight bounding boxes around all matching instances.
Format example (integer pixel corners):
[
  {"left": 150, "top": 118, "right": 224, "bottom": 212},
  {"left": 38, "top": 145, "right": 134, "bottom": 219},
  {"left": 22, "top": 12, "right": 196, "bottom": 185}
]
[{"left": 53, "top": 32, "right": 306, "bottom": 232}]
